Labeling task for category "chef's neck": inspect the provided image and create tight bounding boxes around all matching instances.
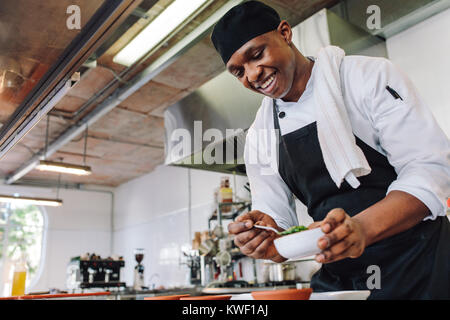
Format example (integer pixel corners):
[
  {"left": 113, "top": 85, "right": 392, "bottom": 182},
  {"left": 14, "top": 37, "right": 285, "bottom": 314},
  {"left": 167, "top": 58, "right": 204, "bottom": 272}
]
[{"left": 281, "top": 50, "right": 314, "bottom": 103}]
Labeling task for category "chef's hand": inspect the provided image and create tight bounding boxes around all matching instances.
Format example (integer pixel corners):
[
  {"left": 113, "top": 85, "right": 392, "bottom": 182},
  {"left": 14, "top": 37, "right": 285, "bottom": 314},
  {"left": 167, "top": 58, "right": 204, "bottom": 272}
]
[
  {"left": 308, "top": 208, "right": 368, "bottom": 264},
  {"left": 228, "top": 210, "right": 286, "bottom": 263}
]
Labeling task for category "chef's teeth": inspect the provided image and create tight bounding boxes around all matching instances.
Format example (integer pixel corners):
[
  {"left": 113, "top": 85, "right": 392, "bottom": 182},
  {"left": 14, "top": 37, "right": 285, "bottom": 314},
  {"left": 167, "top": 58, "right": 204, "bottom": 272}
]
[{"left": 261, "top": 75, "right": 275, "bottom": 89}]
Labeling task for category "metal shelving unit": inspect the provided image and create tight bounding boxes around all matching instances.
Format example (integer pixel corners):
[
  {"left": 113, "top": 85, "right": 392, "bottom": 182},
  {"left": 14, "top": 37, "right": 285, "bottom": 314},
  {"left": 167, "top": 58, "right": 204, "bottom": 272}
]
[{"left": 208, "top": 201, "right": 251, "bottom": 233}]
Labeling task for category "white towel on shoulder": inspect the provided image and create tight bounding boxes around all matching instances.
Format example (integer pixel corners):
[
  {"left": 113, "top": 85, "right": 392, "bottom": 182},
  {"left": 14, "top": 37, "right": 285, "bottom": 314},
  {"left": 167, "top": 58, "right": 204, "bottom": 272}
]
[{"left": 314, "top": 46, "right": 371, "bottom": 188}]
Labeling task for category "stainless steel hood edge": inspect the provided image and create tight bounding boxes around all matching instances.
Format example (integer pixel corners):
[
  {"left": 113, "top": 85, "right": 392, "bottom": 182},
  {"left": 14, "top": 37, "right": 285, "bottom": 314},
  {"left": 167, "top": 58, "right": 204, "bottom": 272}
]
[{"left": 164, "top": 71, "right": 260, "bottom": 175}]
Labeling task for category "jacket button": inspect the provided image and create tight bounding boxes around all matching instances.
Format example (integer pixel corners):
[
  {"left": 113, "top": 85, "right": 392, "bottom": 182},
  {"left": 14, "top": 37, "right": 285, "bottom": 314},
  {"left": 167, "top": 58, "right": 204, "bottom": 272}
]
[{"left": 278, "top": 111, "right": 286, "bottom": 119}]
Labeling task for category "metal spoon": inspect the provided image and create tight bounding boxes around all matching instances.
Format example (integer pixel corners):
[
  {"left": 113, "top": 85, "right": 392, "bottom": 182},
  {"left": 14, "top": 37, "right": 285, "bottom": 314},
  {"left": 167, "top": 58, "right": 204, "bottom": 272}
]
[{"left": 253, "top": 224, "right": 281, "bottom": 235}]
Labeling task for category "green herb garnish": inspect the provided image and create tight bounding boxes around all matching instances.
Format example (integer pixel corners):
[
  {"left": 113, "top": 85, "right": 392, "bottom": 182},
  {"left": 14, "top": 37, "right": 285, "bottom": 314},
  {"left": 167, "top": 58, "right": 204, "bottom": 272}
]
[{"left": 279, "top": 225, "right": 308, "bottom": 236}]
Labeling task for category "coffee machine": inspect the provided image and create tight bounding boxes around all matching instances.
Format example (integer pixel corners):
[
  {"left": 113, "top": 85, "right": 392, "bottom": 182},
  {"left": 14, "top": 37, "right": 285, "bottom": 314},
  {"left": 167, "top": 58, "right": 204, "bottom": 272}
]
[{"left": 66, "top": 253, "right": 126, "bottom": 290}]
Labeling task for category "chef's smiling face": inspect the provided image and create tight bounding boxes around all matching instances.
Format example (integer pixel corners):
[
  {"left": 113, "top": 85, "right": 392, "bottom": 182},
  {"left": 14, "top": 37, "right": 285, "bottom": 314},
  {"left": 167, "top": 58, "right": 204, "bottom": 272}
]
[{"left": 226, "top": 20, "right": 297, "bottom": 100}]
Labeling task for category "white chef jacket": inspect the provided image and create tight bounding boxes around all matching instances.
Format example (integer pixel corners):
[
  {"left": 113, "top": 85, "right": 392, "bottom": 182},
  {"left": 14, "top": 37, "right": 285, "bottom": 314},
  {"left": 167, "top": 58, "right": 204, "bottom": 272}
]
[{"left": 244, "top": 55, "right": 450, "bottom": 230}]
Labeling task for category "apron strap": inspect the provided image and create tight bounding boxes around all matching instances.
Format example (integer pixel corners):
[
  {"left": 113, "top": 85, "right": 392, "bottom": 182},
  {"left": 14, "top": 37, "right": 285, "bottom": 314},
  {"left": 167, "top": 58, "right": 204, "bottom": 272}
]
[{"left": 272, "top": 99, "right": 296, "bottom": 170}]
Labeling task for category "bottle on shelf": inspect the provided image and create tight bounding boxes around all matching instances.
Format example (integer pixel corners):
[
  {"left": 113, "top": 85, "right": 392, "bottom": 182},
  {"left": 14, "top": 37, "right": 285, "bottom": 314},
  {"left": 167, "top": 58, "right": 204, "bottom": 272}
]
[{"left": 218, "top": 177, "right": 233, "bottom": 213}]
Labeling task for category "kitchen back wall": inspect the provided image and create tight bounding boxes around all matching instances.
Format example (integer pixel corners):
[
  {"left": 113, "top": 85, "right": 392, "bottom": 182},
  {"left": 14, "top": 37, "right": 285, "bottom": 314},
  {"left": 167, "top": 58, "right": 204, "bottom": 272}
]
[{"left": 112, "top": 165, "right": 250, "bottom": 288}]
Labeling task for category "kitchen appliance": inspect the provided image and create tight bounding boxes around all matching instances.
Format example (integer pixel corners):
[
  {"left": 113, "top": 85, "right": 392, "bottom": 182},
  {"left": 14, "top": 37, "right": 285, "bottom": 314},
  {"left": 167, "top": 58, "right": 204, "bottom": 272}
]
[
  {"left": 66, "top": 255, "right": 125, "bottom": 290},
  {"left": 181, "top": 249, "right": 204, "bottom": 285},
  {"left": 133, "top": 248, "right": 145, "bottom": 290},
  {"left": 213, "top": 238, "right": 234, "bottom": 282},
  {"left": 268, "top": 263, "right": 296, "bottom": 282}
]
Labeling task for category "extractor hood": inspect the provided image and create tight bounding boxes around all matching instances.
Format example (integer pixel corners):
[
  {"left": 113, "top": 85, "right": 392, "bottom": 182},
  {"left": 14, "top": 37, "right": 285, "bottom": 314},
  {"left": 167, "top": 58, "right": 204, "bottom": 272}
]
[{"left": 163, "top": 71, "right": 262, "bottom": 175}]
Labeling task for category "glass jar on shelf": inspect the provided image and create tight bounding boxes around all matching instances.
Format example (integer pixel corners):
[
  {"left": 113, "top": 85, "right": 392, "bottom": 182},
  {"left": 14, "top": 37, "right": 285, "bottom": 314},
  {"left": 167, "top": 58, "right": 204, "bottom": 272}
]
[{"left": 218, "top": 177, "right": 233, "bottom": 213}]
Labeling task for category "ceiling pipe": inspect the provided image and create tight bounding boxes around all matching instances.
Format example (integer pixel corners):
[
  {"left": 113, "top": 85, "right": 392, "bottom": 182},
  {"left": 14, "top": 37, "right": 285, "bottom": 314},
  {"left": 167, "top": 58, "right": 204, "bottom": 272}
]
[{"left": 5, "top": 0, "right": 244, "bottom": 185}]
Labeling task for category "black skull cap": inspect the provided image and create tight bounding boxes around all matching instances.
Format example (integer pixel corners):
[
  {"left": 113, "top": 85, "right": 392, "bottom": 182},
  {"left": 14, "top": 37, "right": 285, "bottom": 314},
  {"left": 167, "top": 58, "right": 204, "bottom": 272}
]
[{"left": 211, "top": 1, "right": 281, "bottom": 65}]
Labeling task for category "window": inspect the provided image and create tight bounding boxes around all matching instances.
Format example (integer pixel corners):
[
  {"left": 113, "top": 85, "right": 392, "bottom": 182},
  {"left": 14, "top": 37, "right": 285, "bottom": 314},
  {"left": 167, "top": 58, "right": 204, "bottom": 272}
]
[{"left": 0, "top": 202, "right": 46, "bottom": 296}]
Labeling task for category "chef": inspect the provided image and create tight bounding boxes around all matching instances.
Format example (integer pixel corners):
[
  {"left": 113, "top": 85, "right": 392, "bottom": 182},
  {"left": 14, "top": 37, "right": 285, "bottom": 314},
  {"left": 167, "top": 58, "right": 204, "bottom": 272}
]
[{"left": 211, "top": 1, "right": 450, "bottom": 299}]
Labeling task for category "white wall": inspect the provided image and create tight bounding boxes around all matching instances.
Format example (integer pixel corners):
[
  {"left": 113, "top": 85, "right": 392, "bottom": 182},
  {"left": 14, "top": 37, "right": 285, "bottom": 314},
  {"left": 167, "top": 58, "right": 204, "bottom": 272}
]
[
  {"left": 386, "top": 8, "right": 450, "bottom": 137},
  {"left": 112, "top": 165, "right": 250, "bottom": 288},
  {"left": 0, "top": 184, "right": 112, "bottom": 293}
]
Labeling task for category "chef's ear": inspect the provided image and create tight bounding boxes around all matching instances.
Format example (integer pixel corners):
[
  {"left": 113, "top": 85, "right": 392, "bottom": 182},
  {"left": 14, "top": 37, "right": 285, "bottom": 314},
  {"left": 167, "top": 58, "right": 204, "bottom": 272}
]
[{"left": 277, "top": 20, "right": 293, "bottom": 46}]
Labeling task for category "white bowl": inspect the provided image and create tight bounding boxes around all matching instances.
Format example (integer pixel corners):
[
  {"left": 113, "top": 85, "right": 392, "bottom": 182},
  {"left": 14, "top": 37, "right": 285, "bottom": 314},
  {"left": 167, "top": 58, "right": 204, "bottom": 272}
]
[{"left": 274, "top": 228, "right": 324, "bottom": 259}]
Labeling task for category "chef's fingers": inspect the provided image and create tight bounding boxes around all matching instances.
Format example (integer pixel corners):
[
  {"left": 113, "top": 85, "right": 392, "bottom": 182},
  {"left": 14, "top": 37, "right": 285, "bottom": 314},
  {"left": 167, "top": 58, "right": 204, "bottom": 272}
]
[
  {"left": 235, "top": 210, "right": 265, "bottom": 223},
  {"left": 308, "top": 221, "right": 322, "bottom": 229},
  {"left": 240, "top": 231, "right": 271, "bottom": 257},
  {"left": 317, "top": 218, "right": 353, "bottom": 250},
  {"left": 318, "top": 244, "right": 364, "bottom": 264},
  {"left": 318, "top": 235, "right": 355, "bottom": 262},
  {"left": 228, "top": 220, "right": 254, "bottom": 235},
  {"left": 316, "top": 232, "right": 366, "bottom": 264},
  {"left": 321, "top": 208, "right": 347, "bottom": 233},
  {"left": 233, "top": 229, "right": 263, "bottom": 247},
  {"left": 231, "top": 210, "right": 272, "bottom": 234},
  {"left": 315, "top": 246, "right": 353, "bottom": 264},
  {"left": 235, "top": 213, "right": 251, "bottom": 223},
  {"left": 251, "top": 235, "right": 278, "bottom": 260}
]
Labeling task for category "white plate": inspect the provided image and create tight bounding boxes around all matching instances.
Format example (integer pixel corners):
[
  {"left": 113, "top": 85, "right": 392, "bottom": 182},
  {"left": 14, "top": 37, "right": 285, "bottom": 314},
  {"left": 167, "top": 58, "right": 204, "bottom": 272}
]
[
  {"left": 310, "top": 290, "right": 371, "bottom": 300},
  {"left": 230, "top": 293, "right": 254, "bottom": 300},
  {"left": 274, "top": 228, "right": 324, "bottom": 259},
  {"left": 231, "top": 290, "right": 371, "bottom": 300}
]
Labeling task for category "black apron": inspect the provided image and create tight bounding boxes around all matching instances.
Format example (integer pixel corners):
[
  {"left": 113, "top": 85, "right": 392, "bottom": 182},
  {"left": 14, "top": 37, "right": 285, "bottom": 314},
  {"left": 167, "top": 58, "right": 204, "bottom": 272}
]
[{"left": 272, "top": 99, "right": 450, "bottom": 299}]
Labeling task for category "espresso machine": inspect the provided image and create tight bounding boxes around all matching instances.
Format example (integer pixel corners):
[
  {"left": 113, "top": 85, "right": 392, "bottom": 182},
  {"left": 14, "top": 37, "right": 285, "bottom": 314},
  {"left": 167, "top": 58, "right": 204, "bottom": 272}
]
[{"left": 66, "top": 253, "right": 126, "bottom": 290}]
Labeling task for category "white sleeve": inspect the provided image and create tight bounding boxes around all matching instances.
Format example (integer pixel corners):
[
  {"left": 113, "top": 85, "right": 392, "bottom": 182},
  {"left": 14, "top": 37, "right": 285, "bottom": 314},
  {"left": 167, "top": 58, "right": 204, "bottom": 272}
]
[
  {"left": 363, "top": 58, "right": 450, "bottom": 220},
  {"left": 244, "top": 119, "right": 299, "bottom": 230}
]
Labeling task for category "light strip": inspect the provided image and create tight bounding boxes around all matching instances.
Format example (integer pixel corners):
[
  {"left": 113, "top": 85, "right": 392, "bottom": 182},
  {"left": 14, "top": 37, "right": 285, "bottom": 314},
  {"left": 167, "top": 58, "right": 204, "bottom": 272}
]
[
  {"left": 0, "top": 195, "right": 63, "bottom": 207},
  {"left": 36, "top": 160, "right": 92, "bottom": 176},
  {"left": 113, "top": 0, "right": 211, "bottom": 66}
]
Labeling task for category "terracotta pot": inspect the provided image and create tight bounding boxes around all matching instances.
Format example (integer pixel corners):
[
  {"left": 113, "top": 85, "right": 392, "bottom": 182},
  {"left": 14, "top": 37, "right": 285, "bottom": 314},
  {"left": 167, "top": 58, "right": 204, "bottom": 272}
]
[
  {"left": 144, "top": 294, "right": 190, "bottom": 300},
  {"left": 179, "top": 295, "right": 231, "bottom": 300},
  {"left": 251, "top": 288, "right": 313, "bottom": 300}
]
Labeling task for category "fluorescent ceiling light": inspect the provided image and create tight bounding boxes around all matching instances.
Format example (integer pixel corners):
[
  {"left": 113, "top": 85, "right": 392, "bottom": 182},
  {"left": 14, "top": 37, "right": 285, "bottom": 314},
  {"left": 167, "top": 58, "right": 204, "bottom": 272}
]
[
  {"left": 36, "top": 160, "right": 92, "bottom": 176},
  {"left": 0, "top": 195, "right": 63, "bottom": 207},
  {"left": 113, "top": 0, "right": 210, "bottom": 66}
]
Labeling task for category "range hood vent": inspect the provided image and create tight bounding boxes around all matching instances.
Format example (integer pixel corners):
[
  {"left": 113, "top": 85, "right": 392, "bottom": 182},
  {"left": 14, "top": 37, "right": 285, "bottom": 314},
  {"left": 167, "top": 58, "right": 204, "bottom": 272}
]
[{"left": 163, "top": 71, "right": 262, "bottom": 175}]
